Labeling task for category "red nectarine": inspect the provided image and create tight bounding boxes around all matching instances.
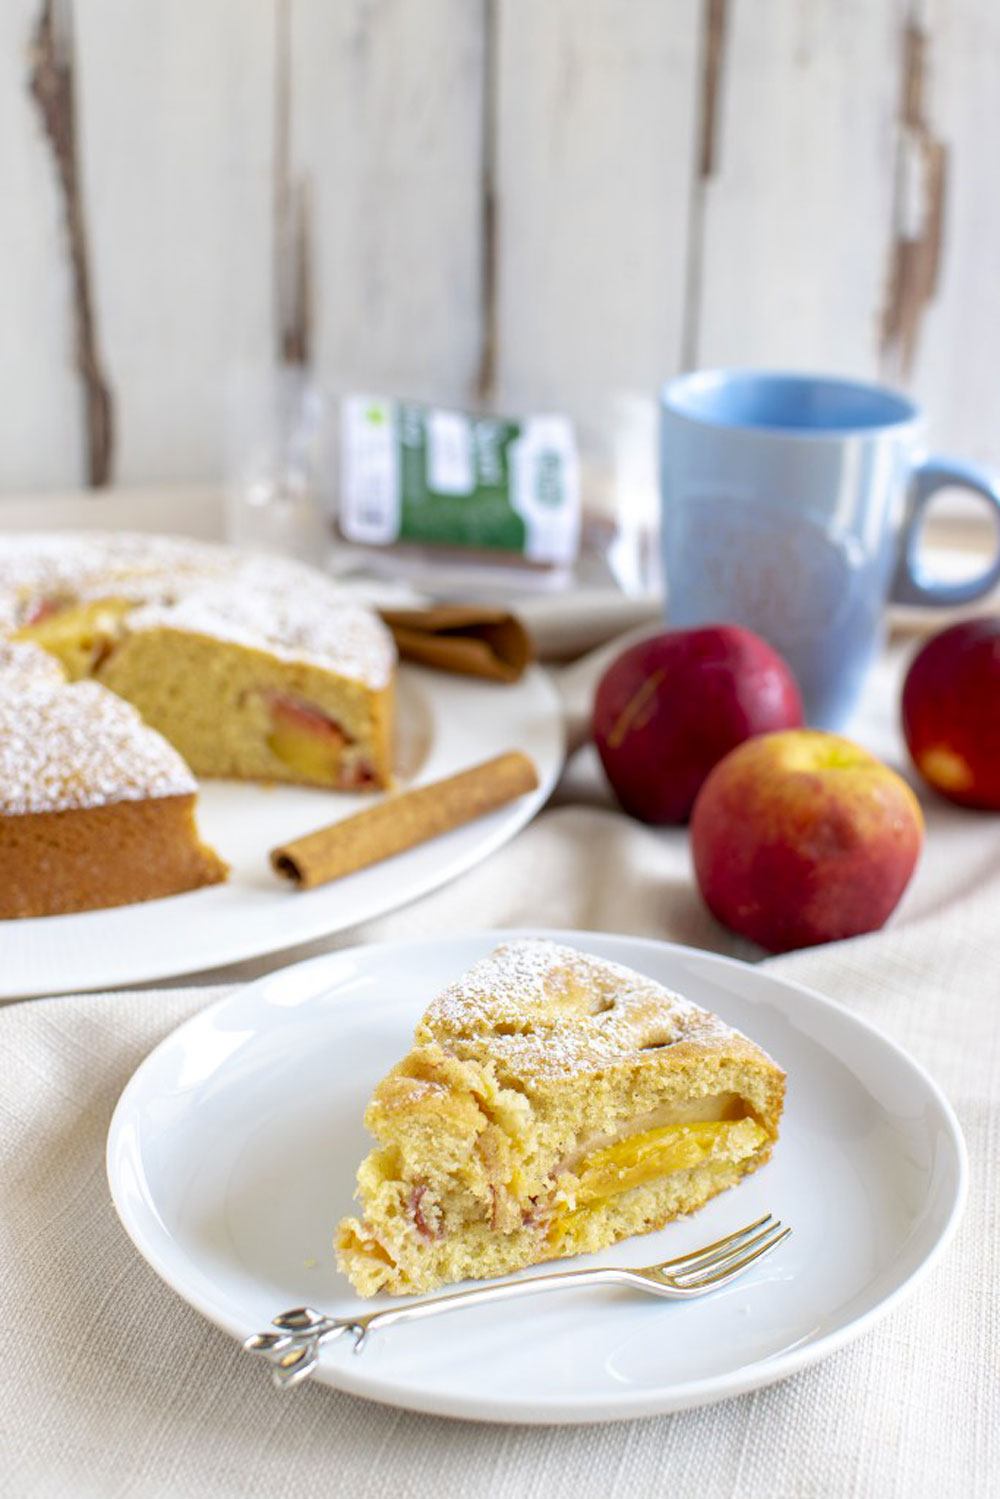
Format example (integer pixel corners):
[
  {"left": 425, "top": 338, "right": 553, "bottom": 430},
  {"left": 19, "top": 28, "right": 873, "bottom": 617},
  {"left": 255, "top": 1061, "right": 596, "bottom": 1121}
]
[
  {"left": 902, "top": 617, "right": 1000, "bottom": 810},
  {"left": 593, "top": 625, "right": 802, "bottom": 823},
  {"left": 690, "top": 729, "right": 923, "bottom": 952}
]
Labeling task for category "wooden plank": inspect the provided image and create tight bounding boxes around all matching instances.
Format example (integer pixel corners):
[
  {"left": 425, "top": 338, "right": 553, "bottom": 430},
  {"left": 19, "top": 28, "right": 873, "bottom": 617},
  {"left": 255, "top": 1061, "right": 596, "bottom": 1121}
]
[
  {"left": 696, "top": 0, "right": 902, "bottom": 376},
  {"left": 289, "top": 0, "right": 485, "bottom": 408},
  {"left": 494, "top": 0, "right": 700, "bottom": 491},
  {"left": 0, "top": 1, "right": 84, "bottom": 488},
  {"left": 902, "top": 0, "right": 1000, "bottom": 473},
  {"left": 72, "top": 0, "right": 276, "bottom": 482}
]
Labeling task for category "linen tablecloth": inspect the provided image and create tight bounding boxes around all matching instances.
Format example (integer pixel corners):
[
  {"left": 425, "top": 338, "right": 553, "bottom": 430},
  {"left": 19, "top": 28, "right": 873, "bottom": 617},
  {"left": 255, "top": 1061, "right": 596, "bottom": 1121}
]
[{"left": 1, "top": 641, "right": 997, "bottom": 1499}]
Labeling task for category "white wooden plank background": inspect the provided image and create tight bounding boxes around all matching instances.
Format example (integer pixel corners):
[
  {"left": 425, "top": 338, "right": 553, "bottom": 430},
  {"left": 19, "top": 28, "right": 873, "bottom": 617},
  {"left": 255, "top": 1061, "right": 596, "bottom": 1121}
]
[
  {"left": 75, "top": 0, "right": 276, "bottom": 484},
  {"left": 290, "top": 0, "right": 485, "bottom": 408},
  {"left": 494, "top": 0, "right": 700, "bottom": 468},
  {"left": 696, "top": 0, "right": 902, "bottom": 377},
  {"left": 2, "top": 0, "right": 1000, "bottom": 499},
  {"left": 906, "top": 0, "right": 1000, "bottom": 469},
  {"left": 0, "top": 0, "right": 83, "bottom": 488}
]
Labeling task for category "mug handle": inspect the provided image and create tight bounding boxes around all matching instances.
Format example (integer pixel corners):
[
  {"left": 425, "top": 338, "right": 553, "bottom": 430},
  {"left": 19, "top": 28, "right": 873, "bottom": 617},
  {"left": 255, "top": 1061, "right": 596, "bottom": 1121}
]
[{"left": 893, "top": 453, "right": 1000, "bottom": 607}]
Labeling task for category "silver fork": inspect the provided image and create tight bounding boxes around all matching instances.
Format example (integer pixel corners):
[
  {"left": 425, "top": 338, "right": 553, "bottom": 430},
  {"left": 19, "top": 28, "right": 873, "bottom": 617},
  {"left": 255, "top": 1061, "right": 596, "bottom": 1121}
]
[{"left": 244, "top": 1213, "right": 790, "bottom": 1389}]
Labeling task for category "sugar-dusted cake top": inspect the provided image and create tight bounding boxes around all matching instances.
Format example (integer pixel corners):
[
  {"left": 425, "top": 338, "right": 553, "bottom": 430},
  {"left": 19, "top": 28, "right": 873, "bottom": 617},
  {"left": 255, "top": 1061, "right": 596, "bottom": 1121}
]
[
  {"left": 0, "top": 639, "right": 67, "bottom": 693},
  {"left": 0, "top": 532, "right": 394, "bottom": 689},
  {"left": 417, "top": 939, "right": 776, "bottom": 1082},
  {"left": 0, "top": 679, "right": 197, "bottom": 814}
]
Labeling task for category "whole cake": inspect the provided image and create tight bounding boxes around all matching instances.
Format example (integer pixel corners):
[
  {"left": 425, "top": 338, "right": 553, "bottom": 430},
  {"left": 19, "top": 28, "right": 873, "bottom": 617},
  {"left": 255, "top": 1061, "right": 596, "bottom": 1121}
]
[
  {"left": 336, "top": 939, "right": 785, "bottom": 1296},
  {"left": 0, "top": 533, "right": 396, "bottom": 917}
]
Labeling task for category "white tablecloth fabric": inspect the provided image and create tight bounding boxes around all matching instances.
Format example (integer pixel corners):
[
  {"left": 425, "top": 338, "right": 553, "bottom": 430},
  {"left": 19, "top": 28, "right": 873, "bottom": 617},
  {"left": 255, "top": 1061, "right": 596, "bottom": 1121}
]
[{"left": 1, "top": 642, "right": 997, "bottom": 1498}]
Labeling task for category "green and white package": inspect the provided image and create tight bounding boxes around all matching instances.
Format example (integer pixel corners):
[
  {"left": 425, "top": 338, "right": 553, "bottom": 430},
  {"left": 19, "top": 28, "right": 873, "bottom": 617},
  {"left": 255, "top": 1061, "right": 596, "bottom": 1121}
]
[{"left": 339, "top": 396, "right": 580, "bottom": 565}]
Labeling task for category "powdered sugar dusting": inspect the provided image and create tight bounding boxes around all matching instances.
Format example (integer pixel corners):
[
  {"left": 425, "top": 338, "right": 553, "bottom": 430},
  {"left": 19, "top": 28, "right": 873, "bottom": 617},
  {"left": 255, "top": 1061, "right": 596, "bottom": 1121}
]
[
  {"left": 0, "top": 533, "right": 229, "bottom": 633},
  {"left": 0, "top": 640, "right": 67, "bottom": 692},
  {"left": 0, "top": 533, "right": 394, "bottom": 688},
  {"left": 0, "top": 680, "right": 196, "bottom": 814},
  {"left": 417, "top": 939, "right": 745, "bottom": 1081},
  {"left": 125, "top": 576, "right": 392, "bottom": 685}
]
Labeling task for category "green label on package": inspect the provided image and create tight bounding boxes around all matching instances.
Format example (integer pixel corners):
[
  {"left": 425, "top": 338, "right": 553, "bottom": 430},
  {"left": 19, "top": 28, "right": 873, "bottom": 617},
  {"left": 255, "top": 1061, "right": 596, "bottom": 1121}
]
[{"left": 340, "top": 396, "right": 580, "bottom": 564}]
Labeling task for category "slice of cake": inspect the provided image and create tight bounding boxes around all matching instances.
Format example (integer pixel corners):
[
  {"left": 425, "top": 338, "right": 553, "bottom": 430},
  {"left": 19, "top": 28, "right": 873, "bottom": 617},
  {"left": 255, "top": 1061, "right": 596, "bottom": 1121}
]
[
  {"left": 0, "top": 645, "right": 227, "bottom": 917},
  {"left": 336, "top": 939, "right": 785, "bottom": 1296}
]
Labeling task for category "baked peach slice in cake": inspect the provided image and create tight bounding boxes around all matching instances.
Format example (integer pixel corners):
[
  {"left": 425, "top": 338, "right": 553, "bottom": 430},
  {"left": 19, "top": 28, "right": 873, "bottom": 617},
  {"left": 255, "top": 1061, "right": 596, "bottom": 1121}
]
[{"left": 336, "top": 939, "right": 785, "bottom": 1296}]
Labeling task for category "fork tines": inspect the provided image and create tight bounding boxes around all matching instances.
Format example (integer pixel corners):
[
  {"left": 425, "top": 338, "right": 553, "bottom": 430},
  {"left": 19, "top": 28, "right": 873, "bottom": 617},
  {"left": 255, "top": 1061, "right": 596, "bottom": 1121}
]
[{"left": 651, "top": 1213, "right": 791, "bottom": 1290}]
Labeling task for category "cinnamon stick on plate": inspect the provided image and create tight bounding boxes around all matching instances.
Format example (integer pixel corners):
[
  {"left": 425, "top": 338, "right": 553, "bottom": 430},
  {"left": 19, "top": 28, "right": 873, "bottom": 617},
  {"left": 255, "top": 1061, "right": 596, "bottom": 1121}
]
[{"left": 271, "top": 751, "right": 539, "bottom": 890}]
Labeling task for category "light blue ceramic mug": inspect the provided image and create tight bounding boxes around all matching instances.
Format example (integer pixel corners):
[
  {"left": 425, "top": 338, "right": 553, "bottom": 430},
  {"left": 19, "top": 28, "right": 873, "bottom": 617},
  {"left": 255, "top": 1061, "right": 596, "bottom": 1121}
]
[{"left": 660, "top": 370, "right": 1000, "bottom": 728}]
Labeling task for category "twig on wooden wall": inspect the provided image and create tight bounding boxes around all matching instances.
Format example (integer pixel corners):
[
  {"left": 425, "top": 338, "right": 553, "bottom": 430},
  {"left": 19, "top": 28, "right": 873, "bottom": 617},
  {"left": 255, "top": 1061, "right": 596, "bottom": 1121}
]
[
  {"left": 474, "top": 0, "right": 499, "bottom": 404},
  {"left": 880, "top": 11, "right": 948, "bottom": 381},
  {"left": 283, "top": 183, "right": 313, "bottom": 368},
  {"left": 699, "top": 0, "right": 729, "bottom": 178},
  {"left": 274, "top": 0, "right": 313, "bottom": 366},
  {"left": 29, "top": 0, "right": 114, "bottom": 487},
  {"left": 681, "top": 0, "right": 730, "bottom": 370}
]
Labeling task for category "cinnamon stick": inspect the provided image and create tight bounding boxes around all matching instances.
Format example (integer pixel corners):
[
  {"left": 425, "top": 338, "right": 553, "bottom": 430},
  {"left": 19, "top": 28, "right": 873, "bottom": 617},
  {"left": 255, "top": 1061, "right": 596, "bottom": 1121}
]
[
  {"left": 271, "top": 751, "right": 539, "bottom": 889},
  {"left": 378, "top": 606, "right": 533, "bottom": 682}
]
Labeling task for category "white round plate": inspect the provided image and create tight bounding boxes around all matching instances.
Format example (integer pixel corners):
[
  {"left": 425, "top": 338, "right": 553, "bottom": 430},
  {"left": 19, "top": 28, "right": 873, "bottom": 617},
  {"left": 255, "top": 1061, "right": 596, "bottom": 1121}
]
[
  {"left": 107, "top": 929, "right": 966, "bottom": 1425},
  {"left": 0, "top": 669, "right": 562, "bottom": 999}
]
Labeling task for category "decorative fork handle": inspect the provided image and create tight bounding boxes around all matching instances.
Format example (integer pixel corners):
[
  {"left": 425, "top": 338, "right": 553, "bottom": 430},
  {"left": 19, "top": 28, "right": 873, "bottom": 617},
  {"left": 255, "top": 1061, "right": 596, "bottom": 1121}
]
[{"left": 245, "top": 1265, "right": 639, "bottom": 1388}]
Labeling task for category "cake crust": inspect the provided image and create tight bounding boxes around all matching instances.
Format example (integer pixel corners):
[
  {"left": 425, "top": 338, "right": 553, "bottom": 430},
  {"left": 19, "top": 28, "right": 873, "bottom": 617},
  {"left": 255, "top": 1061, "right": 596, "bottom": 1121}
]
[{"left": 0, "top": 794, "right": 226, "bottom": 918}]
